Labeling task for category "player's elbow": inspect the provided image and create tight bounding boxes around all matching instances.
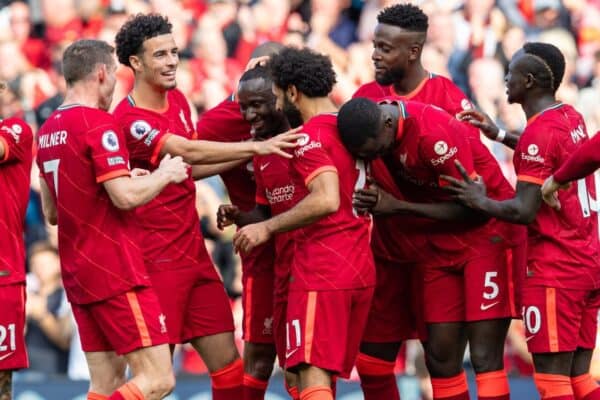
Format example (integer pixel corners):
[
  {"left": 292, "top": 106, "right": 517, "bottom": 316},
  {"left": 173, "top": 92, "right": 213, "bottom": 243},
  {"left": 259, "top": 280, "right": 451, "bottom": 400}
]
[
  {"left": 109, "top": 192, "right": 139, "bottom": 211},
  {"left": 320, "top": 194, "right": 340, "bottom": 216}
]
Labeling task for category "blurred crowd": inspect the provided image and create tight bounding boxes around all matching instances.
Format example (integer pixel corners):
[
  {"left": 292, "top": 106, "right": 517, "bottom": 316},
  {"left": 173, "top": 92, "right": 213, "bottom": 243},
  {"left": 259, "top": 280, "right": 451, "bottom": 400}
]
[{"left": 5, "top": 0, "right": 600, "bottom": 383}]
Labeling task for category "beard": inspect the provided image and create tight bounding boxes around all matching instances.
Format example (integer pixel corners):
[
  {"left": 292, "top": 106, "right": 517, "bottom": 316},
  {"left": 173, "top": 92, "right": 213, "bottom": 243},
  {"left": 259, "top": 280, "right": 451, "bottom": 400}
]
[
  {"left": 375, "top": 66, "right": 405, "bottom": 86},
  {"left": 282, "top": 97, "right": 304, "bottom": 128}
]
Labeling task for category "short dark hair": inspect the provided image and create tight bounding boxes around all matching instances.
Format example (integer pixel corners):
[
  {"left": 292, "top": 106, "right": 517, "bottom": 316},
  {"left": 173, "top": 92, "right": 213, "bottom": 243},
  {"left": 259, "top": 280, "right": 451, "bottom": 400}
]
[
  {"left": 239, "top": 65, "right": 271, "bottom": 84},
  {"left": 62, "top": 39, "right": 115, "bottom": 86},
  {"left": 337, "top": 98, "right": 382, "bottom": 151},
  {"left": 523, "top": 42, "right": 565, "bottom": 93},
  {"left": 115, "top": 13, "right": 172, "bottom": 67},
  {"left": 377, "top": 4, "right": 429, "bottom": 32},
  {"left": 268, "top": 47, "right": 336, "bottom": 97}
]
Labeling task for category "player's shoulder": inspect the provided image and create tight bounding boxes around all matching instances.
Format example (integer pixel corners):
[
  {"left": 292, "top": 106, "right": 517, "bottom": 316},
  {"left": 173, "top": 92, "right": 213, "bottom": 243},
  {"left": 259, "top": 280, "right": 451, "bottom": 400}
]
[
  {"left": 353, "top": 81, "right": 389, "bottom": 99},
  {"left": 1, "top": 117, "right": 32, "bottom": 139},
  {"left": 426, "top": 73, "right": 473, "bottom": 110},
  {"left": 302, "top": 113, "right": 337, "bottom": 136}
]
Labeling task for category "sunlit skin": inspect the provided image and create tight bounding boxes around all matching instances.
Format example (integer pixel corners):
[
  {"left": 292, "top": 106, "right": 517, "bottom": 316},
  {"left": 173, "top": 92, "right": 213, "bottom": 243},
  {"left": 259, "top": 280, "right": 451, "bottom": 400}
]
[
  {"left": 504, "top": 49, "right": 531, "bottom": 105},
  {"left": 272, "top": 84, "right": 304, "bottom": 128},
  {"left": 131, "top": 33, "right": 179, "bottom": 92},
  {"left": 371, "top": 23, "right": 426, "bottom": 91},
  {"left": 238, "top": 77, "right": 288, "bottom": 139},
  {"left": 98, "top": 60, "right": 117, "bottom": 111}
]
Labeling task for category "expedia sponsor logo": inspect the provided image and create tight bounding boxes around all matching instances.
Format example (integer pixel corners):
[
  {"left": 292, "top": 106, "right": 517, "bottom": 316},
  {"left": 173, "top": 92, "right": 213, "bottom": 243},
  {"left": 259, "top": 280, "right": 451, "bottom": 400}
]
[
  {"left": 520, "top": 152, "right": 545, "bottom": 163},
  {"left": 266, "top": 185, "right": 295, "bottom": 204},
  {"left": 431, "top": 146, "right": 458, "bottom": 166},
  {"left": 1, "top": 125, "right": 22, "bottom": 143},
  {"left": 295, "top": 140, "right": 322, "bottom": 157},
  {"left": 296, "top": 133, "right": 310, "bottom": 146}
]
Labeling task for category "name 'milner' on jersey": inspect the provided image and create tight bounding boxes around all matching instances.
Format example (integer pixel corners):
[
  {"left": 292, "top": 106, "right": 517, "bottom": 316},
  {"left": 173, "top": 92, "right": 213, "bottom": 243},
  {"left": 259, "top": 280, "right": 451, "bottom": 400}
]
[{"left": 36, "top": 105, "right": 149, "bottom": 305}]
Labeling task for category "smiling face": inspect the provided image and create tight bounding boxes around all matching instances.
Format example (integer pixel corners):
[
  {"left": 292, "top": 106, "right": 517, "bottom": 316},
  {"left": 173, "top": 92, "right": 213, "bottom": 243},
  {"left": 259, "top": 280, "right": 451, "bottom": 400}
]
[
  {"left": 372, "top": 23, "right": 423, "bottom": 86},
  {"left": 133, "top": 33, "right": 179, "bottom": 90},
  {"left": 238, "top": 77, "right": 286, "bottom": 138}
]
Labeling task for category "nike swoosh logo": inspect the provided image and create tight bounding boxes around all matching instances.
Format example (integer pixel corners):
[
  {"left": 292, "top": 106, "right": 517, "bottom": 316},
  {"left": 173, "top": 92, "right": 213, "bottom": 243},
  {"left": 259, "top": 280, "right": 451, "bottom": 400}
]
[
  {"left": 0, "top": 352, "right": 14, "bottom": 361},
  {"left": 525, "top": 335, "right": 535, "bottom": 342},
  {"left": 260, "top": 162, "right": 270, "bottom": 171},
  {"left": 480, "top": 301, "right": 500, "bottom": 311},
  {"left": 285, "top": 348, "right": 299, "bottom": 359}
]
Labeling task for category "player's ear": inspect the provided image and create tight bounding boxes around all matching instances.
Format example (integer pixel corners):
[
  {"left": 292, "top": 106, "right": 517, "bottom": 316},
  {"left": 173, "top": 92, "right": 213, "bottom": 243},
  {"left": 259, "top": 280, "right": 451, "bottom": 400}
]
[
  {"left": 97, "top": 63, "right": 107, "bottom": 83},
  {"left": 286, "top": 85, "right": 298, "bottom": 103},
  {"left": 525, "top": 72, "right": 535, "bottom": 89},
  {"left": 129, "top": 54, "right": 142, "bottom": 72}
]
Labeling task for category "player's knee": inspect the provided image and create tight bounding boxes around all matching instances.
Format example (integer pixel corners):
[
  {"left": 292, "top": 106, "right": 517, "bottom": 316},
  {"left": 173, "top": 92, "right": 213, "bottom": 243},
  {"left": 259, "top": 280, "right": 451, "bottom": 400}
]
[
  {"left": 248, "top": 356, "right": 275, "bottom": 380},
  {"left": 424, "top": 347, "right": 463, "bottom": 377},
  {"left": 469, "top": 344, "right": 504, "bottom": 373},
  {"left": 151, "top": 370, "right": 176, "bottom": 397}
]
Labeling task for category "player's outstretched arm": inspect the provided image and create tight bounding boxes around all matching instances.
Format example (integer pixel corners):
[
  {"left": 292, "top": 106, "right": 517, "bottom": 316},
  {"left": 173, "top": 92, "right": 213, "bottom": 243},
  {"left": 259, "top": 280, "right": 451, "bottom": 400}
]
[
  {"left": 39, "top": 178, "right": 58, "bottom": 225},
  {"left": 442, "top": 160, "right": 542, "bottom": 224},
  {"left": 217, "top": 204, "right": 271, "bottom": 230},
  {"left": 552, "top": 132, "right": 600, "bottom": 185},
  {"left": 353, "top": 183, "right": 487, "bottom": 222},
  {"left": 162, "top": 129, "right": 302, "bottom": 165},
  {"left": 233, "top": 171, "right": 339, "bottom": 253},
  {"left": 457, "top": 110, "right": 520, "bottom": 150},
  {"left": 104, "top": 154, "right": 188, "bottom": 210},
  {"left": 191, "top": 159, "right": 248, "bottom": 180}
]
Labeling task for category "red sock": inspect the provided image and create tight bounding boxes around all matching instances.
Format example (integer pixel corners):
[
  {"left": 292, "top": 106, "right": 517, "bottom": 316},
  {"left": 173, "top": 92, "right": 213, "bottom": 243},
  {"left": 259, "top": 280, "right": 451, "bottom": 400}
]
[
  {"left": 243, "top": 373, "right": 269, "bottom": 400},
  {"left": 430, "top": 371, "right": 470, "bottom": 400},
  {"left": 211, "top": 358, "right": 244, "bottom": 400},
  {"left": 108, "top": 382, "right": 145, "bottom": 400},
  {"left": 286, "top": 381, "right": 300, "bottom": 400},
  {"left": 355, "top": 353, "right": 400, "bottom": 400},
  {"left": 534, "top": 373, "right": 574, "bottom": 400},
  {"left": 88, "top": 393, "right": 109, "bottom": 400},
  {"left": 476, "top": 369, "right": 510, "bottom": 400},
  {"left": 299, "top": 385, "right": 333, "bottom": 400},
  {"left": 572, "top": 374, "right": 600, "bottom": 400}
]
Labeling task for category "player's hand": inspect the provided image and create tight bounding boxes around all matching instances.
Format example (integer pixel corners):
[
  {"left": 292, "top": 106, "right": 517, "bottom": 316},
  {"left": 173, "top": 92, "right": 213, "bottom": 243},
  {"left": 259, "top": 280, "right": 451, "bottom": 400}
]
[
  {"left": 256, "top": 128, "right": 304, "bottom": 158},
  {"left": 353, "top": 185, "right": 379, "bottom": 213},
  {"left": 456, "top": 110, "right": 500, "bottom": 141},
  {"left": 541, "top": 175, "right": 569, "bottom": 210},
  {"left": 245, "top": 55, "right": 270, "bottom": 71},
  {"left": 233, "top": 222, "right": 271, "bottom": 254},
  {"left": 26, "top": 292, "right": 48, "bottom": 321},
  {"left": 158, "top": 154, "right": 189, "bottom": 183},
  {"left": 440, "top": 160, "right": 488, "bottom": 209},
  {"left": 217, "top": 204, "right": 240, "bottom": 230},
  {"left": 130, "top": 168, "right": 150, "bottom": 178}
]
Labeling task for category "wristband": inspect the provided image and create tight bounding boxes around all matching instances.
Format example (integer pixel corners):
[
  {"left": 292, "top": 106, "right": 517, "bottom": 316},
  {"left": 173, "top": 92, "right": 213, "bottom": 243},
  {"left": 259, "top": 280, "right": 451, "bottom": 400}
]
[{"left": 495, "top": 129, "right": 506, "bottom": 142}]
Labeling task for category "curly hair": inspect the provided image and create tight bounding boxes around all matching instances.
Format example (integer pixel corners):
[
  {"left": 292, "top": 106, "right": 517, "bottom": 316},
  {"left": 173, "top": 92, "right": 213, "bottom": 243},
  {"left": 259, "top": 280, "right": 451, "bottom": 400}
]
[
  {"left": 115, "top": 14, "right": 172, "bottom": 67},
  {"left": 268, "top": 47, "right": 336, "bottom": 97},
  {"left": 523, "top": 42, "right": 565, "bottom": 93},
  {"left": 337, "top": 98, "right": 382, "bottom": 151},
  {"left": 377, "top": 3, "right": 428, "bottom": 32}
]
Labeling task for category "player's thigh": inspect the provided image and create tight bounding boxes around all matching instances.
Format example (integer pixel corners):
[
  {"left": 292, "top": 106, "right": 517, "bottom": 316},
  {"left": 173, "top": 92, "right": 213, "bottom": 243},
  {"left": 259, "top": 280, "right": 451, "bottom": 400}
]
[
  {"left": 190, "top": 331, "right": 239, "bottom": 372},
  {"left": 0, "top": 284, "right": 28, "bottom": 371},
  {"left": 464, "top": 247, "right": 516, "bottom": 322},
  {"left": 522, "top": 285, "right": 587, "bottom": 355},
  {"left": 576, "top": 289, "right": 600, "bottom": 351},
  {"left": 124, "top": 343, "right": 173, "bottom": 379},
  {"left": 241, "top": 272, "right": 275, "bottom": 345},
  {"left": 362, "top": 258, "right": 419, "bottom": 345}
]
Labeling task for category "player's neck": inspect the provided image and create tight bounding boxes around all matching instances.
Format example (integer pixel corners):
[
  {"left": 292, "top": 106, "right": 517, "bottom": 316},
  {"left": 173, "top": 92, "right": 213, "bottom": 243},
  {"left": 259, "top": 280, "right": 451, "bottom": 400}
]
[
  {"left": 130, "top": 81, "right": 169, "bottom": 111},
  {"left": 299, "top": 96, "right": 337, "bottom": 122},
  {"left": 63, "top": 84, "right": 101, "bottom": 109},
  {"left": 521, "top": 94, "right": 559, "bottom": 121},
  {"left": 391, "top": 64, "right": 428, "bottom": 95}
]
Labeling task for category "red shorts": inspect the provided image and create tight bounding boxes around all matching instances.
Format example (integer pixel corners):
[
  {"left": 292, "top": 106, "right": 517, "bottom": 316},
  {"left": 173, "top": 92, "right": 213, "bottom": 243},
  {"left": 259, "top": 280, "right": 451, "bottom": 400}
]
[
  {"left": 0, "top": 284, "right": 28, "bottom": 370},
  {"left": 284, "top": 287, "right": 374, "bottom": 377},
  {"left": 362, "top": 258, "right": 421, "bottom": 343},
  {"left": 242, "top": 272, "right": 275, "bottom": 344},
  {"left": 149, "top": 265, "right": 234, "bottom": 344},
  {"left": 423, "top": 245, "right": 516, "bottom": 323},
  {"left": 509, "top": 227, "right": 528, "bottom": 317},
  {"left": 72, "top": 286, "right": 169, "bottom": 355},
  {"left": 273, "top": 296, "right": 288, "bottom": 368},
  {"left": 522, "top": 285, "right": 600, "bottom": 353}
]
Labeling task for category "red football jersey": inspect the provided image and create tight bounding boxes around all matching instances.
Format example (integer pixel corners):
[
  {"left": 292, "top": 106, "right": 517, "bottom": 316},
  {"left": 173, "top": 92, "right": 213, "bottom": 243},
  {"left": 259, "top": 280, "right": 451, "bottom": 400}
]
[
  {"left": 287, "top": 113, "right": 375, "bottom": 290},
  {"left": 113, "top": 89, "right": 213, "bottom": 272},
  {"left": 196, "top": 97, "right": 255, "bottom": 211},
  {"left": 513, "top": 103, "right": 600, "bottom": 290},
  {"left": 353, "top": 74, "right": 515, "bottom": 263},
  {"left": 554, "top": 131, "right": 600, "bottom": 183},
  {"left": 196, "top": 98, "right": 275, "bottom": 276},
  {"left": 0, "top": 118, "right": 32, "bottom": 286},
  {"left": 254, "top": 152, "right": 299, "bottom": 297},
  {"left": 36, "top": 105, "right": 149, "bottom": 304}
]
